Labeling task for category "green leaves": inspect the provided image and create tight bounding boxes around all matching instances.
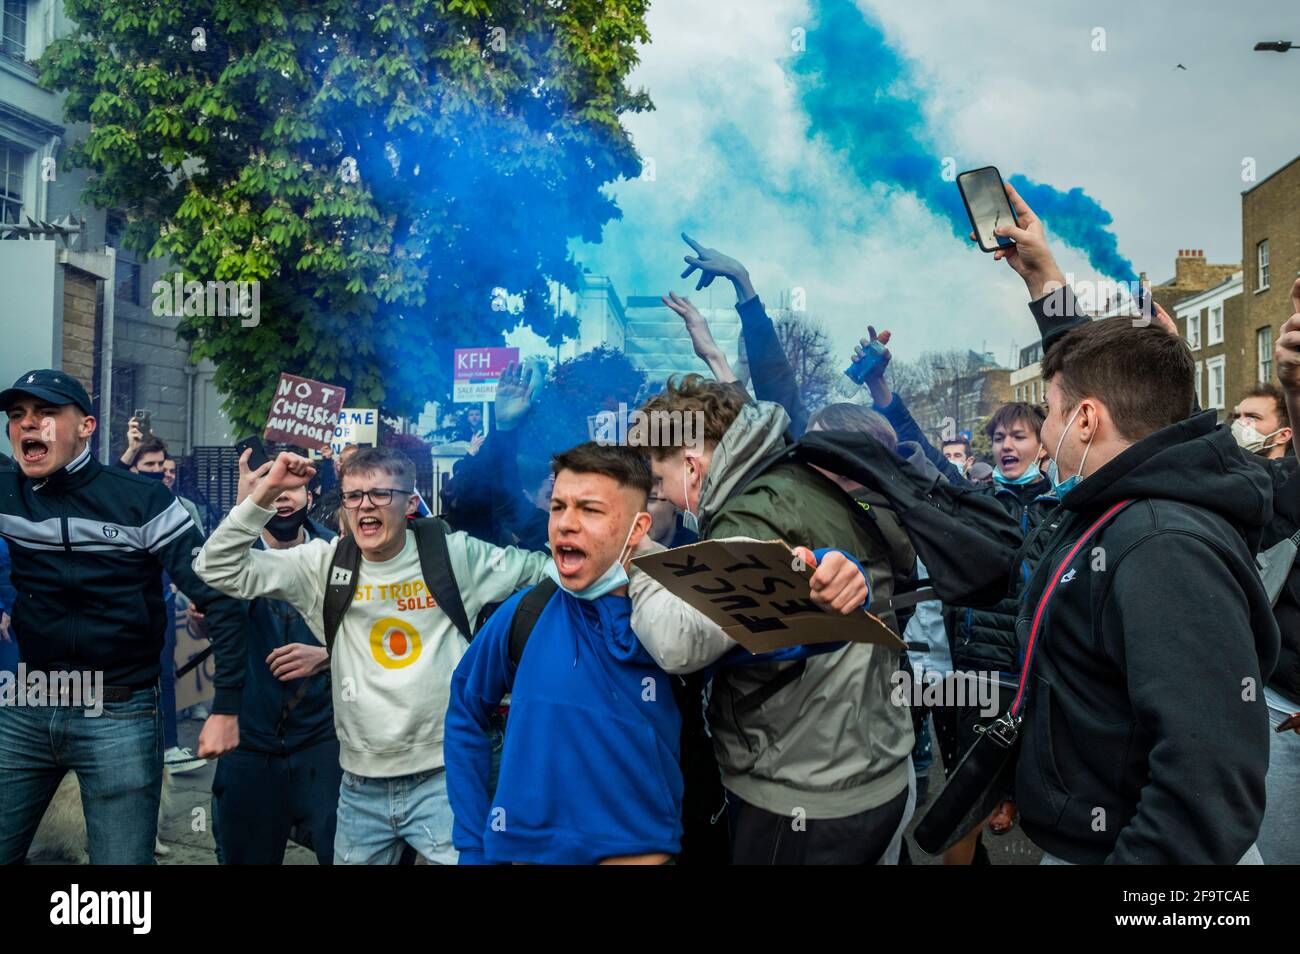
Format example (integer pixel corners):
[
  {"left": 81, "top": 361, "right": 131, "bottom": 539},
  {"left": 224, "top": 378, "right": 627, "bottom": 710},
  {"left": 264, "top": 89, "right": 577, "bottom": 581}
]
[{"left": 41, "top": 0, "right": 651, "bottom": 433}]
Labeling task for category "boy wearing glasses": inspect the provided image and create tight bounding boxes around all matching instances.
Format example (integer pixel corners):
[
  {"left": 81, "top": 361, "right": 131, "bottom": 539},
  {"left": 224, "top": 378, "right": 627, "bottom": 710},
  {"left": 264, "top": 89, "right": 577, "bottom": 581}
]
[{"left": 196, "top": 446, "right": 550, "bottom": 864}]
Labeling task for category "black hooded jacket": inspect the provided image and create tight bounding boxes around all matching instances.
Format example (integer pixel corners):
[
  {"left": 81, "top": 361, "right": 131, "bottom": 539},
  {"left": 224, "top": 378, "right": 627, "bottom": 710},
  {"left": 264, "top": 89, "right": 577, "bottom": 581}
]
[{"left": 1013, "top": 411, "right": 1279, "bottom": 864}]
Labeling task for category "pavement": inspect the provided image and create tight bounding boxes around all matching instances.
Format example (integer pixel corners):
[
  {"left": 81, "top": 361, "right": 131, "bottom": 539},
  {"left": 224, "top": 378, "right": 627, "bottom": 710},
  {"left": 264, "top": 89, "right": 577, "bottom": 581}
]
[{"left": 48, "top": 711, "right": 1042, "bottom": 865}]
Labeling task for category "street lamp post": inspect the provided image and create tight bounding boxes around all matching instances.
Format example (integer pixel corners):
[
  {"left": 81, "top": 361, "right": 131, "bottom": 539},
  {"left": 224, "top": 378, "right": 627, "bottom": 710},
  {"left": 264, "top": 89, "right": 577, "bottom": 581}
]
[{"left": 1253, "top": 41, "right": 1296, "bottom": 52}]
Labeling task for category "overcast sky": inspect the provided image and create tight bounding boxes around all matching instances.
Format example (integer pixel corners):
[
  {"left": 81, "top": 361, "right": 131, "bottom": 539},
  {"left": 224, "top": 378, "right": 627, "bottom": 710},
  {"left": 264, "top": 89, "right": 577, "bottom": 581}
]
[{"left": 572, "top": 0, "right": 1300, "bottom": 369}]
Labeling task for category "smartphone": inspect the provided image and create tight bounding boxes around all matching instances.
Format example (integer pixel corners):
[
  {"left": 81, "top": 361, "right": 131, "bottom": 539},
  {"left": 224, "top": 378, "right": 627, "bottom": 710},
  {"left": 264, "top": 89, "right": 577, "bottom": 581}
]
[
  {"left": 133, "top": 408, "right": 153, "bottom": 437},
  {"left": 957, "top": 166, "right": 1018, "bottom": 252},
  {"left": 234, "top": 435, "right": 270, "bottom": 471}
]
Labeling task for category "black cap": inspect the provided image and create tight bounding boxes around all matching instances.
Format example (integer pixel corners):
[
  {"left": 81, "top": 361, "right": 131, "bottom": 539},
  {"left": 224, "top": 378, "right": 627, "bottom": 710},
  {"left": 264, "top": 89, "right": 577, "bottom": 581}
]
[{"left": 0, "top": 369, "right": 94, "bottom": 415}]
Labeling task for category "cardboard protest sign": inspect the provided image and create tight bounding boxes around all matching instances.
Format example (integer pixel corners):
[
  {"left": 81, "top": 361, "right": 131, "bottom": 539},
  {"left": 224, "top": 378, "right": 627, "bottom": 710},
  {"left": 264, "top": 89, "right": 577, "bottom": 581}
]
[
  {"left": 332, "top": 407, "right": 378, "bottom": 454},
  {"left": 264, "top": 373, "right": 347, "bottom": 451},
  {"left": 173, "top": 605, "right": 213, "bottom": 712},
  {"left": 631, "top": 537, "right": 903, "bottom": 654}
]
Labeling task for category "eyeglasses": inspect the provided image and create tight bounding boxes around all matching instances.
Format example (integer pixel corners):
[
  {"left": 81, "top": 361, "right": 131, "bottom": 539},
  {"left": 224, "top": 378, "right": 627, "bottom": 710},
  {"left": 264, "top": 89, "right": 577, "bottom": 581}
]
[{"left": 340, "top": 488, "right": 412, "bottom": 509}]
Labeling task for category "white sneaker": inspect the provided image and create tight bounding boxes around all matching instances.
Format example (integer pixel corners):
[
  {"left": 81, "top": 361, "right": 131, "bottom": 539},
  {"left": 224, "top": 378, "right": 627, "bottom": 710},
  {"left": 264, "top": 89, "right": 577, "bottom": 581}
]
[{"left": 163, "top": 746, "right": 208, "bottom": 774}]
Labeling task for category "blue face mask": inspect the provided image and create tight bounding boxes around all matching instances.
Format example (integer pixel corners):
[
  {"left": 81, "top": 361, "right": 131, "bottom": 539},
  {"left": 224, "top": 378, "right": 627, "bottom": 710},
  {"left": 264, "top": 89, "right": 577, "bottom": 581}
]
[
  {"left": 680, "top": 459, "right": 701, "bottom": 534},
  {"left": 544, "top": 514, "right": 646, "bottom": 601},
  {"left": 1047, "top": 405, "right": 1092, "bottom": 496},
  {"left": 992, "top": 462, "right": 1042, "bottom": 486}
]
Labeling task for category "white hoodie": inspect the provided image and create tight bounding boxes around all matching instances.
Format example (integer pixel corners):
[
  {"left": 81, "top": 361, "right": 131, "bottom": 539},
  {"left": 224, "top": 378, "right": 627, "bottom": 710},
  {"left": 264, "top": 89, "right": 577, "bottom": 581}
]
[{"left": 194, "top": 498, "right": 549, "bottom": 777}]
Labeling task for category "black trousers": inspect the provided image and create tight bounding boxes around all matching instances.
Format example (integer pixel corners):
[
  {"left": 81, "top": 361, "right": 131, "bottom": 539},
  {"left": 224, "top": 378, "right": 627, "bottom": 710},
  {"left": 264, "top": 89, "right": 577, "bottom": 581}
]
[
  {"left": 211, "top": 739, "right": 342, "bottom": 865},
  {"left": 726, "top": 785, "right": 909, "bottom": 865}
]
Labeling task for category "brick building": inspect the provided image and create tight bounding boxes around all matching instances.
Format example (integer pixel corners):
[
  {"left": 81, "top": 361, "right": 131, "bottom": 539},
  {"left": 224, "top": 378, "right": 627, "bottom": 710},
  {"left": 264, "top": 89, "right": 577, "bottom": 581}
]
[{"left": 1242, "top": 155, "right": 1300, "bottom": 399}]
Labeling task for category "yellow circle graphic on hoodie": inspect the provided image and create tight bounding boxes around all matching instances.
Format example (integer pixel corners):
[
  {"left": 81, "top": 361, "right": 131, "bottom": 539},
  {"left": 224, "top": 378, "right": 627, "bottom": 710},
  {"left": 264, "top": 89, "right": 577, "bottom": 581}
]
[{"left": 369, "top": 617, "right": 422, "bottom": 669}]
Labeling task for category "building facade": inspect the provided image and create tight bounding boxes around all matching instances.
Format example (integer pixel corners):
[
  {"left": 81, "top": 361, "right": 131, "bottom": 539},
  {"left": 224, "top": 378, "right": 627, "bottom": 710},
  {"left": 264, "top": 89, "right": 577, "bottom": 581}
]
[
  {"left": 0, "top": 0, "right": 236, "bottom": 464},
  {"left": 1242, "top": 155, "right": 1300, "bottom": 401}
]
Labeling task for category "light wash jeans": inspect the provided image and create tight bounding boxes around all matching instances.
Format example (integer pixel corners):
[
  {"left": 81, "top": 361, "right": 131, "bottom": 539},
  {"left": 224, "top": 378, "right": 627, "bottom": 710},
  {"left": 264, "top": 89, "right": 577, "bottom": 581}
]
[
  {"left": 1257, "top": 687, "right": 1300, "bottom": 864},
  {"left": 334, "top": 766, "right": 458, "bottom": 865},
  {"left": 0, "top": 685, "right": 162, "bottom": 864}
]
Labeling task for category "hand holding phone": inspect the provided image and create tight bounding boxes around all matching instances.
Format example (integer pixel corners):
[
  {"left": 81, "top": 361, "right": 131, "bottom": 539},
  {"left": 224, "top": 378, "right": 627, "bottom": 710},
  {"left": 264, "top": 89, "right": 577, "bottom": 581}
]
[{"left": 958, "top": 167, "right": 1018, "bottom": 253}]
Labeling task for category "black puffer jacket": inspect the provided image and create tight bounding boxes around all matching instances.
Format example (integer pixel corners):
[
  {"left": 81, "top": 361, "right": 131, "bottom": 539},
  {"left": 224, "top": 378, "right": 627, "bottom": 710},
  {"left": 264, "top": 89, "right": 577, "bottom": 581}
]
[{"left": 947, "top": 475, "right": 1059, "bottom": 673}]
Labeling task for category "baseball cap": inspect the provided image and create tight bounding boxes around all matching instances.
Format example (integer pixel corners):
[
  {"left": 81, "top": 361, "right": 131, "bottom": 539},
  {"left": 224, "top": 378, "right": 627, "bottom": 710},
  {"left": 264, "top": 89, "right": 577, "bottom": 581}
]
[{"left": 0, "top": 369, "right": 94, "bottom": 416}]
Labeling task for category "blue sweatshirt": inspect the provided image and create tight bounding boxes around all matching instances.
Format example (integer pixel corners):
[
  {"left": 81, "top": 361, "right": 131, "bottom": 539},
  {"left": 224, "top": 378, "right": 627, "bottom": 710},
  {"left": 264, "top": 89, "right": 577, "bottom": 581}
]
[{"left": 445, "top": 585, "right": 683, "bottom": 864}]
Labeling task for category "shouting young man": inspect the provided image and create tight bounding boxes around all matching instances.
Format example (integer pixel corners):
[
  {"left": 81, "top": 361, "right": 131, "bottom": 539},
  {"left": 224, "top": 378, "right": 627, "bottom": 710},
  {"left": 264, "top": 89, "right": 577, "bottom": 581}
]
[
  {"left": 0, "top": 370, "right": 246, "bottom": 864},
  {"left": 444, "top": 443, "right": 681, "bottom": 864},
  {"left": 196, "top": 446, "right": 550, "bottom": 864}
]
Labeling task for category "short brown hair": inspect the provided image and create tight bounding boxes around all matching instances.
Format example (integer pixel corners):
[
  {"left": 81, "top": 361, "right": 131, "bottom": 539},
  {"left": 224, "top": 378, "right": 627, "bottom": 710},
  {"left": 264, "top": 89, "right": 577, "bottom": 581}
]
[
  {"left": 808, "top": 403, "right": 898, "bottom": 453},
  {"left": 985, "top": 402, "right": 1046, "bottom": 442},
  {"left": 134, "top": 436, "right": 168, "bottom": 460},
  {"left": 638, "top": 374, "right": 748, "bottom": 460},
  {"left": 1239, "top": 383, "right": 1290, "bottom": 428},
  {"left": 1041, "top": 318, "right": 1194, "bottom": 441},
  {"left": 551, "top": 442, "right": 653, "bottom": 503},
  {"left": 337, "top": 446, "right": 415, "bottom": 489}
]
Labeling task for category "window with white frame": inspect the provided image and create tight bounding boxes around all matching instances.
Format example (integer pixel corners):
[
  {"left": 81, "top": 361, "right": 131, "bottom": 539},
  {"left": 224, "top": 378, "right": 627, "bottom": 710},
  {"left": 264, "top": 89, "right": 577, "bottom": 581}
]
[
  {"left": 1206, "top": 355, "right": 1226, "bottom": 410},
  {"left": 1186, "top": 311, "right": 1201, "bottom": 350},
  {"left": 1, "top": 0, "right": 26, "bottom": 59},
  {"left": 0, "top": 140, "right": 25, "bottom": 229},
  {"left": 1195, "top": 361, "right": 1203, "bottom": 406},
  {"left": 1258, "top": 240, "right": 1270, "bottom": 291},
  {"left": 1208, "top": 304, "right": 1223, "bottom": 345},
  {"left": 1259, "top": 327, "right": 1274, "bottom": 383}
]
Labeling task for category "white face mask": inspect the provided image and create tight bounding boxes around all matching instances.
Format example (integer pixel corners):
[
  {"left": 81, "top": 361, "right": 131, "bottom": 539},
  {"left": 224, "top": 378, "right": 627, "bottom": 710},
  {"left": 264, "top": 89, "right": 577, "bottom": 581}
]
[
  {"left": 1231, "top": 418, "right": 1284, "bottom": 455},
  {"left": 680, "top": 458, "right": 701, "bottom": 534}
]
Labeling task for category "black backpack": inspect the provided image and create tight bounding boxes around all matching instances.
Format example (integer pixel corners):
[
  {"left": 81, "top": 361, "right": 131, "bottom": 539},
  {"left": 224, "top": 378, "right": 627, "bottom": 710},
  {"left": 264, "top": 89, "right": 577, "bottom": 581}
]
[
  {"left": 322, "top": 518, "right": 474, "bottom": 653},
  {"left": 747, "top": 430, "right": 1026, "bottom": 609}
]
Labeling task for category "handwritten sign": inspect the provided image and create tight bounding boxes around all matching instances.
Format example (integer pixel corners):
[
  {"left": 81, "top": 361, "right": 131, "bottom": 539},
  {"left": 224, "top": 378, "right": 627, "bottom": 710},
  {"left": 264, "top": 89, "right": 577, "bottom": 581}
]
[
  {"left": 332, "top": 407, "right": 378, "bottom": 454},
  {"left": 631, "top": 537, "right": 902, "bottom": 654},
  {"left": 264, "top": 373, "right": 347, "bottom": 451}
]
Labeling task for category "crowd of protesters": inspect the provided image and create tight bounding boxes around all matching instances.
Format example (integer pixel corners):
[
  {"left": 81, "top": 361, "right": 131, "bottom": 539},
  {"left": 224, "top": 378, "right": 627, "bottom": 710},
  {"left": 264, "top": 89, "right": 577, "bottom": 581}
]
[{"left": 1, "top": 180, "right": 1299, "bottom": 867}]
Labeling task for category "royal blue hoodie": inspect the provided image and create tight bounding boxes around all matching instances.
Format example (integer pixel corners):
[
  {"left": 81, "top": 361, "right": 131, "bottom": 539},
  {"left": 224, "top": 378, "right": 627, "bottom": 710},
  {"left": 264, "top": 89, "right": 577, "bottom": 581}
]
[{"left": 445, "top": 585, "right": 683, "bottom": 865}]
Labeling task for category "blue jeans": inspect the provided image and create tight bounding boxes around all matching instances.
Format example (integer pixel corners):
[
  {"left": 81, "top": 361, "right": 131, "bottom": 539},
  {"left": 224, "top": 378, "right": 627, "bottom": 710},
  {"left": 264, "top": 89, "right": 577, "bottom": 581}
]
[
  {"left": 1258, "top": 693, "right": 1300, "bottom": 864},
  {"left": 0, "top": 685, "right": 162, "bottom": 864},
  {"left": 334, "top": 767, "right": 457, "bottom": 865}
]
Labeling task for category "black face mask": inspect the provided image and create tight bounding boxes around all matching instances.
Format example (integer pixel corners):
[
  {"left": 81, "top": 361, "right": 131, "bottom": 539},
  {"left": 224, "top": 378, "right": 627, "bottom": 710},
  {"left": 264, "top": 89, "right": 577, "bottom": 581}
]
[{"left": 265, "top": 505, "right": 309, "bottom": 542}]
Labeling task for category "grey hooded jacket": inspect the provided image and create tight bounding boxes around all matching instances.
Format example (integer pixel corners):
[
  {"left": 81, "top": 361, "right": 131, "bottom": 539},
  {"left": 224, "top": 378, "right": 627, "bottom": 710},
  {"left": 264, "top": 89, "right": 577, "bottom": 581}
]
[{"left": 630, "top": 401, "right": 914, "bottom": 818}]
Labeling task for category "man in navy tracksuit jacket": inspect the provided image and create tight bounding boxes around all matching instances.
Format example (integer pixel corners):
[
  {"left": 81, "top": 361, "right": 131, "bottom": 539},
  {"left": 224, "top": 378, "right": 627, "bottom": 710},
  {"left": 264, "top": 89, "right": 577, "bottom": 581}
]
[
  {"left": 0, "top": 370, "right": 246, "bottom": 864},
  {"left": 211, "top": 508, "right": 341, "bottom": 865}
]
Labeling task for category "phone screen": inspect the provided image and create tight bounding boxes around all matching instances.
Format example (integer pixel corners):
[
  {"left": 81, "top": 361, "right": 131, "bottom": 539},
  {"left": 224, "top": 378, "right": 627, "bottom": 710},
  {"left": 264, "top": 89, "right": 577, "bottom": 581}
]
[{"left": 958, "top": 167, "right": 1017, "bottom": 252}]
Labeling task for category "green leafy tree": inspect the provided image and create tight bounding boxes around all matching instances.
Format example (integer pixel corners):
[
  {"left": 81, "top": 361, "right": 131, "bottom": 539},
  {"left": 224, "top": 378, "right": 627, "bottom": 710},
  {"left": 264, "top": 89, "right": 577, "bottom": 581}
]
[{"left": 41, "top": 0, "right": 652, "bottom": 432}]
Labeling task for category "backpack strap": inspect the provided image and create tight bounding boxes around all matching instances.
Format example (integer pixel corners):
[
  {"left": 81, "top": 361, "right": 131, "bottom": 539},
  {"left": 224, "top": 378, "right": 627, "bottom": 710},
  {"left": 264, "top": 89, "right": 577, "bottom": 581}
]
[
  {"left": 322, "top": 535, "right": 362, "bottom": 655},
  {"left": 411, "top": 518, "right": 473, "bottom": 642},
  {"left": 732, "top": 658, "right": 806, "bottom": 717},
  {"left": 1008, "top": 499, "right": 1134, "bottom": 719},
  {"left": 507, "top": 578, "right": 559, "bottom": 667}
]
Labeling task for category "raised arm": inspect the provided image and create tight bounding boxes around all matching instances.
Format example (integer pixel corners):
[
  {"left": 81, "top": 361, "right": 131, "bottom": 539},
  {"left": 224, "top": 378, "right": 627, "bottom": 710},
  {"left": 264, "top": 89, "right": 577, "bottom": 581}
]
[{"left": 678, "top": 233, "right": 809, "bottom": 434}]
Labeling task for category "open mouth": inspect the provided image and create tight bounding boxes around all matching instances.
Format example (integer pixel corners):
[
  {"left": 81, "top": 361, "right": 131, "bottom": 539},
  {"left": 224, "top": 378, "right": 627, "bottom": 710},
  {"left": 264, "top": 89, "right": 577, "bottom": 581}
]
[
  {"left": 357, "top": 516, "right": 383, "bottom": 538},
  {"left": 20, "top": 438, "right": 49, "bottom": 465},
  {"left": 554, "top": 543, "right": 587, "bottom": 576},
  {"left": 1000, "top": 455, "right": 1019, "bottom": 469},
  {"left": 275, "top": 506, "right": 296, "bottom": 517}
]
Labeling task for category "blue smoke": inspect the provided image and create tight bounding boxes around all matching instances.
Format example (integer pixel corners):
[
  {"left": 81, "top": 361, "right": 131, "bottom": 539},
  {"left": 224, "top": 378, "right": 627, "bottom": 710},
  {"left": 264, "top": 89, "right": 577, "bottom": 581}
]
[{"left": 790, "top": 0, "right": 1136, "bottom": 282}]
